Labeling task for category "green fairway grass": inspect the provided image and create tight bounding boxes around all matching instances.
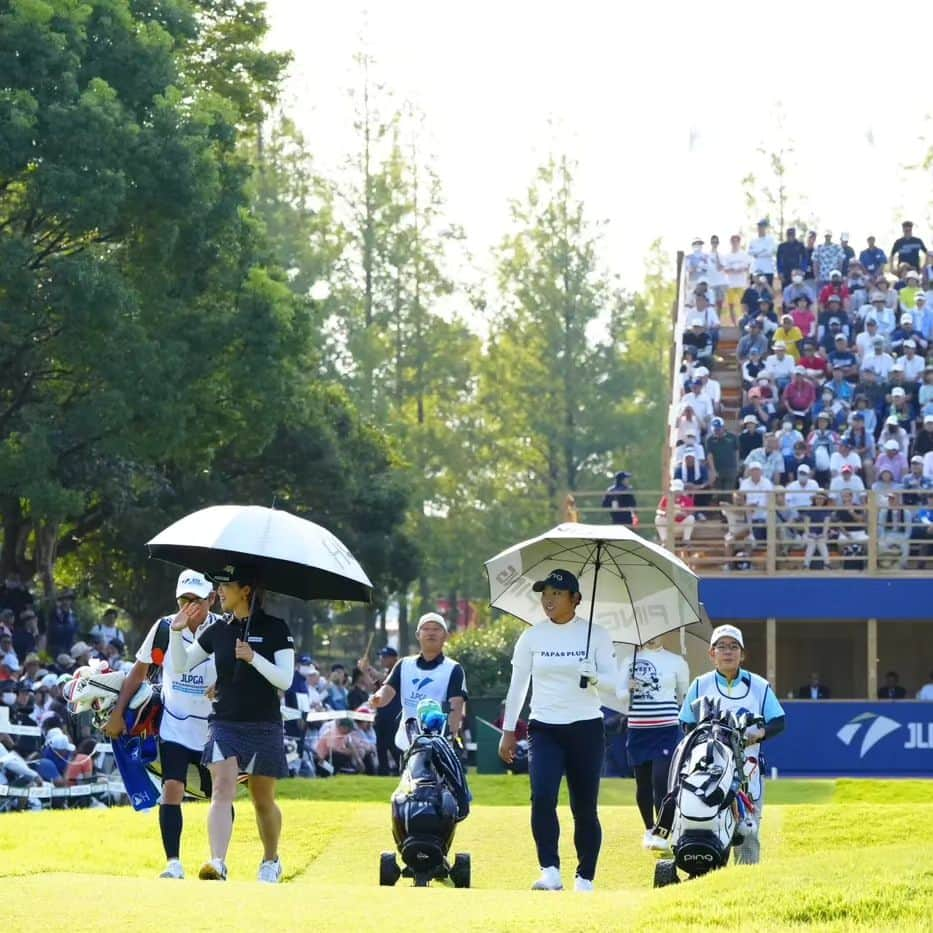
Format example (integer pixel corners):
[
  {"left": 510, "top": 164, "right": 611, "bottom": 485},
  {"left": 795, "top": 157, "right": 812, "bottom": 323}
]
[{"left": 2, "top": 776, "right": 931, "bottom": 931}]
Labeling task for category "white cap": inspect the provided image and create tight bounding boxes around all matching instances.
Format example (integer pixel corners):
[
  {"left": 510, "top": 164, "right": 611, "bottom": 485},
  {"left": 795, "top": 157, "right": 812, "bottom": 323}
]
[
  {"left": 416, "top": 611, "right": 448, "bottom": 633},
  {"left": 298, "top": 663, "right": 318, "bottom": 676},
  {"left": 710, "top": 624, "right": 744, "bottom": 649},
  {"left": 886, "top": 415, "right": 900, "bottom": 425},
  {"left": 903, "top": 340, "right": 916, "bottom": 349},
  {"left": 176, "top": 569, "right": 213, "bottom": 599},
  {"left": 743, "top": 414, "right": 758, "bottom": 424},
  {"left": 693, "top": 366, "right": 709, "bottom": 377},
  {"left": 773, "top": 341, "right": 786, "bottom": 350},
  {"left": 891, "top": 387, "right": 906, "bottom": 397},
  {"left": 884, "top": 439, "right": 900, "bottom": 451},
  {"left": 45, "top": 727, "right": 75, "bottom": 753},
  {"left": 798, "top": 464, "right": 812, "bottom": 474}
]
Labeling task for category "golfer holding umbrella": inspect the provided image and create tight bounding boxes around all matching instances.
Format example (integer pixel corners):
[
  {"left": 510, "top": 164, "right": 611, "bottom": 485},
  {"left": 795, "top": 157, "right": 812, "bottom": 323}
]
[
  {"left": 169, "top": 565, "right": 294, "bottom": 883},
  {"left": 498, "top": 569, "right": 617, "bottom": 892}
]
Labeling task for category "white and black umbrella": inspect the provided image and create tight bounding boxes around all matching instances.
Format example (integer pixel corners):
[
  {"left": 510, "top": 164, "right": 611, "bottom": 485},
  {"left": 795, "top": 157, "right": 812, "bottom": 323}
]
[
  {"left": 485, "top": 522, "right": 705, "bottom": 685},
  {"left": 147, "top": 505, "right": 372, "bottom": 603}
]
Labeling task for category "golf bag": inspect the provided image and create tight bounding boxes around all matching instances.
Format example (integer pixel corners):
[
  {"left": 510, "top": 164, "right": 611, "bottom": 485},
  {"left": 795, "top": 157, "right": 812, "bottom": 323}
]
[
  {"left": 380, "top": 703, "right": 471, "bottom": 887},
  {"left": 653, "top": 697, "right": 761, "bottom": 886}
]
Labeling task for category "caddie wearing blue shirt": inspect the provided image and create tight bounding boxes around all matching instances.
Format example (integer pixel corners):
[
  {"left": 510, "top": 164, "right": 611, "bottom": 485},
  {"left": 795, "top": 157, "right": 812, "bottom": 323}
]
[{"left": 679, "top": 624, "right": 785, "bottom": 865}]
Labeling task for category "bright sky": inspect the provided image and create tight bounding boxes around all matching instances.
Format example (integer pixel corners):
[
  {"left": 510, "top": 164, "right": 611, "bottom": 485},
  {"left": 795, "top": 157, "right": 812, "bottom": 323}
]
[{"left": 265, "top": 0, "right": 933, "bottom": 289}]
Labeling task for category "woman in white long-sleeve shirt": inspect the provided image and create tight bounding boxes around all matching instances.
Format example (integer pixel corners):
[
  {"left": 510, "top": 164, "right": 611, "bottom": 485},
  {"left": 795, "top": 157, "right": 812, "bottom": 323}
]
[
  {"left": 498, "top": 569, "right": 617, "bottom": 892},
  {"left": 616, "top": 638, "right": 689, "bottom": 851},
  {"left": 170, "top": 565, "right": 294, "bottom": 884}
]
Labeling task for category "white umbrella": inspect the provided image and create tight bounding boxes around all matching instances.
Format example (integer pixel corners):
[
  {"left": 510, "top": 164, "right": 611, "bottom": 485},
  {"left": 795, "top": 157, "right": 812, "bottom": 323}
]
[
  {"left": 147, "top": 505, "right": 372, "bottom": 602},
  {"left": 485, "top": 522, "right": 703, "bottom": 658}
]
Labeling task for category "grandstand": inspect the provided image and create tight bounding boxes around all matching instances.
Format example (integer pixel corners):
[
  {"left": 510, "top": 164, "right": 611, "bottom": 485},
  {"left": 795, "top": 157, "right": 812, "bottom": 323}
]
[{"left": 572, "top": 227, "right": 933, "bottom": 729}]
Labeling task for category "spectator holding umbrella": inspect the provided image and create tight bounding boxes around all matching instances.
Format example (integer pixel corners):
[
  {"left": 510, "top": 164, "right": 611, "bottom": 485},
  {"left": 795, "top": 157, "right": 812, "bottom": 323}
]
[
  {"left": 170, "top": 565, "right": 295, "bottom": 884},
  {"left": 498, "top": 570, "right": 617, "bottom": 892}
]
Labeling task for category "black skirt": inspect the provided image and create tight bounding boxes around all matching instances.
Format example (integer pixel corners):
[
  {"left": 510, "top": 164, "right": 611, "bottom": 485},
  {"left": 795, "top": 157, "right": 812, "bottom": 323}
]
[{"left": 202, "top": 719, "right": 287, "bottom": 779}]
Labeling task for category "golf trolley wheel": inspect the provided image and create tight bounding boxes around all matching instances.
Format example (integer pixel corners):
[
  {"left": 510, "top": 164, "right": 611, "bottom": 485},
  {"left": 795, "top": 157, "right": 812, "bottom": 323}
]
[
  {"left": 379, "top": 852, "right": 401, "bottom": 887},
  {"left": 450, "top": 853, "right": 471, "bottom": 889},
  {"left": 653, "top": 858, "right": 680, "bottom": 889}
]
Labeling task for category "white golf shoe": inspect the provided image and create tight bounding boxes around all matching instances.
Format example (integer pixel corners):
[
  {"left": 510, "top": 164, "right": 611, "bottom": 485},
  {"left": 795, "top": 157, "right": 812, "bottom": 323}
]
[
  {"left": 258, "top": 857, "right": 283, "bottom": 883},
  {"left": 531, "top": 866, "right": 563, "bottom": 890},
  {"left": 198, "top": 858, "right": 227, "bottom": 881},
  {"left": 574, "top": 876, "right": 594, "bottom": 892},
  {"left": 643, "top": 830, "right": 671, "bottom": 851},
  {"left": 159, "top": 859, "right": 184, "bottom": 879}
]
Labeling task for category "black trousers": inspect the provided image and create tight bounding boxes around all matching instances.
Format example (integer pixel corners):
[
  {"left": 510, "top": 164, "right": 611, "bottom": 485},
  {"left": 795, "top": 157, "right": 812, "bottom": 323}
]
[
  {"left": 374, "top": 715, "right": 400, "bottom": 776},
  {"left": 528, "top": 717, "right": 604, "bottom": 881}
]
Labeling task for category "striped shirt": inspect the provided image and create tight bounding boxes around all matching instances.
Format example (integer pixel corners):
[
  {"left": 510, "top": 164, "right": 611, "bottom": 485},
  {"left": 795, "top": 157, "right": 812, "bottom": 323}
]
[{"left": 617, "top": 648, "right": 690, "bottom": 729}]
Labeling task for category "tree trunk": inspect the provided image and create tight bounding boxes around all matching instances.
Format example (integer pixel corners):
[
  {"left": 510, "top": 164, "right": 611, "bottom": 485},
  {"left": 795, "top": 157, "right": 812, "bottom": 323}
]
[{"left": 397, "top": 590, "right": 409, "bottom": 655}]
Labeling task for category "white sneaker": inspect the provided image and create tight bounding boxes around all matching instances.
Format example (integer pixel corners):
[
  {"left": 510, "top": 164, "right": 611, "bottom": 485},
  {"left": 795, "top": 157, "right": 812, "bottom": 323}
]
[
  {"left": 574, "top": 876, "right": 594, "bottom": 892},
  {"left": 531, "top": 866, "right": 563, "bottom": 890},
  {"left": 643, "top": 830, "right": 671, "bottom": 851},
  {"left": 159, "top": 859, "right": 185, "bottom": 879},
  {"left": 258, "top": 857, "right": 283, "bottom": 884},
  {"left": 198, "top": 858, "right": 227, "bottom": 881}
]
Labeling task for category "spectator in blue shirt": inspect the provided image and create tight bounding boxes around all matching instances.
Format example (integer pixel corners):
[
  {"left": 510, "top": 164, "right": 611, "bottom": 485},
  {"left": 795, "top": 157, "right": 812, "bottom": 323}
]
[{"left": 859, "top": 236, "right": 887, "bottom": 276}]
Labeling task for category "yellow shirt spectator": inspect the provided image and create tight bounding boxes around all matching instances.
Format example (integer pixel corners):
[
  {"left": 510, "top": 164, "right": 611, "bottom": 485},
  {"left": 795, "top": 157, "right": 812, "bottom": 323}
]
[{"left": 772, "top": 321, "right": 804, "bottom": 360}]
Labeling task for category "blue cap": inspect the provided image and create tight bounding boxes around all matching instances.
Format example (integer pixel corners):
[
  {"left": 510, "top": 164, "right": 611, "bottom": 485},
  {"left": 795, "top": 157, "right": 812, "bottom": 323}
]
[
  {"left": 532, "top": 569, "right": 580, "bottom": 594},
  {"left": 711, "top": 417, "right": 725, "bottom": 428},
  {"left": 298, "top": 654, "right": 313, "bottom": 664},
  {"left": 378, "top": 646, "right": 398, "bottom": 657}
]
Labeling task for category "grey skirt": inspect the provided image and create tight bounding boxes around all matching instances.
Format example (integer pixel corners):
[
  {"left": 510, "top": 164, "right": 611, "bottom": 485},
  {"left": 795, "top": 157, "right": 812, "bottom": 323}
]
[{"left": 202, "top": 719, "right": 288, "bottom": 779}]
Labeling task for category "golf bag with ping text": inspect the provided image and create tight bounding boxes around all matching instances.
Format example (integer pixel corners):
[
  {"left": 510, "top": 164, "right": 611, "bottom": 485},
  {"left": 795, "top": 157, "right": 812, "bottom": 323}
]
[{"left": 652, "top": 696, "right": 761, "bottom": 887}]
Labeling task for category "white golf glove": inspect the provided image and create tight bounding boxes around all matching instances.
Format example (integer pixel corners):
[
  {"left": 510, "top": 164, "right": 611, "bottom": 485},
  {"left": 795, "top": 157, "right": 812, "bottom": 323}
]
[
  {"left": 578, "top": 657, "right": 598, "bottom": 686},
  {"left": 743, "top": 724, "right": 766, "bottom": 743}
]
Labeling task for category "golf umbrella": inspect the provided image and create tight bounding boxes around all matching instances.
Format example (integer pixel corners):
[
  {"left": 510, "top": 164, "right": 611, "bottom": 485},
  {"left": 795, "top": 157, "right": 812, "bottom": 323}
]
[
  {"left": 485, "top": 522, "right": 703, "bottom": 684},
  {"left": 146, "top": 505, "right": 373, "bottom": 602}
]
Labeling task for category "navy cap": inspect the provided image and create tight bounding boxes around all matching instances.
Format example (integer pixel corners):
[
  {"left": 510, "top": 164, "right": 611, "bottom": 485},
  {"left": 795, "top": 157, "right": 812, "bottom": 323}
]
[
  {"left": 297, "top": 654, "right": 313, "bottom": 664},
  {"left": 378, "top": 646, "right": 398, "bottom": 657},
  {"left": 207, "top": 564, "right": 258, "bottom": 585},
  {"left": 532, "top": 569, "right": 580, "bottom": 594}
]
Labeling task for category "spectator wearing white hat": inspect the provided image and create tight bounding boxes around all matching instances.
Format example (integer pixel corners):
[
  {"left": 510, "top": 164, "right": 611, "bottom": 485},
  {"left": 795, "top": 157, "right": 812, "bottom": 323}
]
[
  {"left": 748, "top": 219, "right": 777, "bottom": 285},
  {"left": 683, "top": 316, "right": 713, "bottom": 362},
  {"left": 917, "top": 294, "right": 933, "bottom": 340},
  {"left": 829, "top": 435, "right": 862, "bottom": 477},
  {"left": 738, "top": 414, "right": 764, "bottom": 460},
  {"left": 890, "top": 315, "right": 928, "bottom": 356},
  {"left": 772, "top": 314, "right": 804, "bottom": 361},
  {"left": 879, "top": 414, "right": 909, "bottom": 456},
  {"left": 897, "top": 341, "right": 925, "bottom": 383},
  {"left": 902, "top": 291, "right": 928, "bottom": 331},
  {"left": 902, "top": 456, "right": 933, "bottom": 505},
  {"left": 654, "top": 480, "right": 696, "bottom": 546},
  {"left": 679, "top": 381, "right": 713, "bottom": 430},
  {"left": 721, "top": 234, "right": 753, "bottom": 326},
  {"left": 764, "top": 342, "right": 794, "bottom": 393},
  {"left": 859, "top": 333, "right": 895, "bottom": 379},
  {"left": 693, "top": 366, "right": 721, "bottom": 414},
  {"left": 674, "top": 625, "right": 785, "bottom": 865},
  {"left": 370, "top": 612, "right": 466, "bottom": 753},
  {"left": 739, "top": 462, "right": 774, "bottom": 544},
  {"left": 785, "top": 463, "right": 818, "bottom": 515},
  {"left": 675, "top": 404, "right": 702, "bottom": 446},
  {"left": 876, "top": 438, "right": 909, "bottom": 483}
]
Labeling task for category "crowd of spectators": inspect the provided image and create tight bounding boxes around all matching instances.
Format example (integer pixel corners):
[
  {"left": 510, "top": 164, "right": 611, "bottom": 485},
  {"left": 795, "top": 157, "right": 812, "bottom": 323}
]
[
  {"left": 1, "top": 575, "right": 407, "bottom": 810},
  {"left": 674, "top": 220, "right": 933, "bottom": 570}
]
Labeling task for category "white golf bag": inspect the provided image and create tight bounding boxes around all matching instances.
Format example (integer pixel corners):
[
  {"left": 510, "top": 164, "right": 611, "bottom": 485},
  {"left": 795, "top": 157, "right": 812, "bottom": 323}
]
[{"left": 654, "top": 696, "right": 760, "bottom": 886}]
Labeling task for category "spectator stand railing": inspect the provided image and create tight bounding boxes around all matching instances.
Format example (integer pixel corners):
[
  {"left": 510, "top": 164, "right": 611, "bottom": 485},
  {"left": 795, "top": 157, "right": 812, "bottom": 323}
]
[
  {"left": 563, "top": 488, "right": 931, "bottom": 577},
  {"left": 662, "top": 251, "right": 688, "bottom": 488}
]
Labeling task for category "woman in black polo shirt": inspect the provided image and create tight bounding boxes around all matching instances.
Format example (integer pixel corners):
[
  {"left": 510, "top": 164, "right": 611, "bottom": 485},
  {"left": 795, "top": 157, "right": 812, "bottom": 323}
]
[{"left": 170, "top": 565, "right": 294, "bottom": 884}]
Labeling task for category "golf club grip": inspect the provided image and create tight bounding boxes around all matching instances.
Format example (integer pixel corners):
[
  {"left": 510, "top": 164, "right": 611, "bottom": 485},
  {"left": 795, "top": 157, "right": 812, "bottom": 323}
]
[{"left": 579, "top": 674, "right": 589, "bottom": 688}]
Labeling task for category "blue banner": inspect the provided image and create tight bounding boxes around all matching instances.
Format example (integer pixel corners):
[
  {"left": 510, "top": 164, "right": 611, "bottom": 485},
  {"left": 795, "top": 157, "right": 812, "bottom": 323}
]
[{"left": 766, "top": 701, "right": 933, "bottom": 777}]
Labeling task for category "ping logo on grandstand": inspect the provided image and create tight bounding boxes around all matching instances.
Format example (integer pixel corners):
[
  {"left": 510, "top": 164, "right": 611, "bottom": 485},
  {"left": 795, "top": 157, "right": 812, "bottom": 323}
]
[{"left": 836, "top": 713, "right": 901, "bottom": 758}]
